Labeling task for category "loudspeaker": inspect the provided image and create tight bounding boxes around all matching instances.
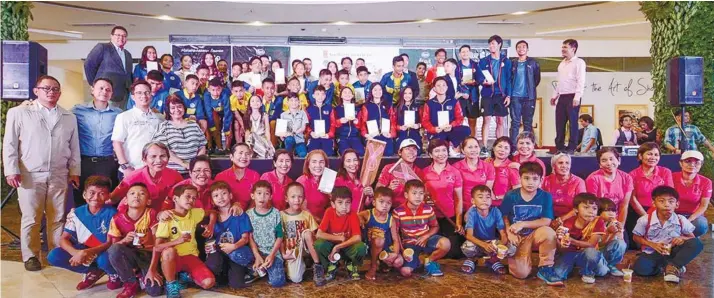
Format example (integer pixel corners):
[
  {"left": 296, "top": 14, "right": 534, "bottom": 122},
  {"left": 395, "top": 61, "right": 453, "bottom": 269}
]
[
  {"left": 667, "top": 56, "right": 703, "bottom": 106},
  {"left": 1, "top": 41, "right": 48, "bottom": 100}
]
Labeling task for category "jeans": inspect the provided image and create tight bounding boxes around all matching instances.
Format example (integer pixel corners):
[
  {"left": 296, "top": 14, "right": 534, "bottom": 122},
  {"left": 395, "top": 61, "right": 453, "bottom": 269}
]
[
  {"left": 204, "top": 247, "right": 254, "bottom": 289},
  {"left": 307, "top": 138, "right": 335, "bottom": 156},
  {"left": 682, "top": 214, "right": 709, "bottom": 237},
  {"left": 554, "top": 94, "right": 580, "bottom": 151},
  {"left": 314, "top": 238, "right": 367, "bottom": 268},
  {"left": 284, "top": 136, "right": 307, "bottom": 158},
  {"left": 509, "top": 97, "right": 535, "bottom": 143},
  {"left": 337, "top": 137, "right": 365, "bottom": 156},
  {"left": 47, "top": 243, "right": 116, "bottom": 275},
  {"left": 255, "top": 253, "right": 286, "bottom": 287},
  {"left": 429, "top": 126, "right": 471, "bottom": 148},
  {"left": 633, "top": 238, "right": 704, "bottom": 276},
  {"left": 554, "top": 248, "right": 609, "bottom": 278},
  {"left": 107, "top": 244, "right": 163, "bottom": 296},
  {"left": 601, "top": 238, "right": 627, "bottom": 267}
]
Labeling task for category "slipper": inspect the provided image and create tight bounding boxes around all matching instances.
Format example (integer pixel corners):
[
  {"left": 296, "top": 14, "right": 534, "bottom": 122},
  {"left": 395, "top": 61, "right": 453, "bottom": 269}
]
[{"left": 461, "top": 260, "right": 476, "bottom": 274}]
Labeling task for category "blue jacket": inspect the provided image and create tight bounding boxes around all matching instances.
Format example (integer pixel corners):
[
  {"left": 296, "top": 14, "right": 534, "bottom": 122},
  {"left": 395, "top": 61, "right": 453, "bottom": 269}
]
[
  {"left": 422, "top": 96, "right": 464, "bottom": 134},
  {"left": 84, "top": 42, "right": 133, "bottom": 104},
  {"left": 509, "top": 57, "right": 541, "bottom": 100},
  {"left": 132, "top": 64, "right": 148, "bottom": 82},
  {"left": 396, "top": 103, "right": 421, "bottom": 139},
  {"left": 380, "top": 71, "right": 420, "bottom": 108},
  {"left": 306, "top": 81, "right": 336, "bottom": 106},
  {"left": 203, "top": 91, "right": 233, "bottom": 133},
  {"left": 478, "top": 55, "right": 512, "bottom": 98},
  {"left": 306, "top": 104, "right": 333, "bottom": 138},
  {"left": 352, "top": 80, "right": 372, "bottom": 102},
  {"left": 162, "top": 70, "right": 183, "bottom": 92},
  {"left": 263, "top": 96, "right": 285, "bottom": 122},
  {"left": 126, "top": 90, "right": 170, "bottom": 113},
  {"left": 333, "top": 105, "right": 360, "bottom": 138},
  {"left": 176, "top": 89, "right": 207, "bottom": 121},
  {"left": 456, "top": 59, "right": 484, "bottom": 103}
]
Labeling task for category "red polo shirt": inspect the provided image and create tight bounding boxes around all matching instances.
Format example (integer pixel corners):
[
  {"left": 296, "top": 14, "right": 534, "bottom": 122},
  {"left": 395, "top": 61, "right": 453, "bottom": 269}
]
[
  {"left": 260, "top": 170, "right": 293, "bottom": 211},
  {"left": 629, "top": 166, "right": 674, "bottom": 209},
  {"left": 452, "top": 159, "right": 495, "bottom": 211},
  {"left": 377, "top": 162, "right": 425, "bottom": 207},
  {"left": 585, "top": 169, "right": 633, "bottom": 210},
  {"left": 297, "top": 174, "right": 331, "bottom": 220},
  {"left": 490, "top": 160, "right": 520, "bottom": 205},
  {"left": 214, "top": 167, "right": 260, "bottom": 211},
  {"left": 114, "top": 167, "right": 184, "bottom": 213},
  {"left": 673, "top": 172, "right": 712, "bottom": 214},
  {"left": 422, "top": 163, "right": 463, "bottom": 218},
  {"left": 512, "top": 154, "right": 546, "bottom": 177},
  {"left": 542, "top": 174, "right": 586, "bottom": 217}
]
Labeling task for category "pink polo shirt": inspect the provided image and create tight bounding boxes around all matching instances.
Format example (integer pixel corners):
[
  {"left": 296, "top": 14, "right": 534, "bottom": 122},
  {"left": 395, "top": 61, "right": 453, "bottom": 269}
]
[
  {"left": 629, "top": 166, "right": 674, "bottom": 209},
  {"left": 297, "top": 174, "right": 331, "bottom": 220},
  {"left": 452, "top": 159, "right": 495, "bottom": 211},
  {"left": 512, "top": 154, "right": 546, "bottom": 177},
  {"left": 542, "top": 174, "right": 586, "bottom": 217},
  {"left": 673, "top": 172, "right": 713, "bottom": 214},
  {"left": 489, "top": 160, "right": 520, "bottom": 205},
  {"left": 585, "top": 169, "right": 634, "bottom": 209},
  {"left": 260, "top": 170, "right": 293, "bottom": 211},
  {"left": 214, "top": 167, "right": 260, "bottom": 211},
  {"left": 114, "top": 167, "right": 184, "bottom": 213},
  {"left": 334, "top": 174, "right": 367, "bottom": 213},
  {"left": 423, "top": 163, "right": 463, "bottom": 218},
  {"left": 165, "top": 179, "right": 214, "bottom": 211},
  {"left": 377, "top": 162, "right": 425, "bottom": 207}
]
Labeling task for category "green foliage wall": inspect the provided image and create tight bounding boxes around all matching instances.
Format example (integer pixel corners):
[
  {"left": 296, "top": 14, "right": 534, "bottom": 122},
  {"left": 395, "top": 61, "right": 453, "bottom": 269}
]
[{"left": 640, "top": 1, "right": 714, "bottom": 178}]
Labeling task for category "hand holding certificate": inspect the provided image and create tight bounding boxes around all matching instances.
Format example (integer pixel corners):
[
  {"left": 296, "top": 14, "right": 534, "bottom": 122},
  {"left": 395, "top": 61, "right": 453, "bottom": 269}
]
[
  {"left": 344, "top": 103, "right": 356, "bottom": 120},
  {"left": 314, "top": 120, "right": 326, "bottom": 137},
  {"left": 437, "top": 111, "right": 450, "bottom": 128},
  {"left": 318, "top": 168, "right": 338, "bottom": 194},
  {"left": 482, "top": 70, "right": 495, "bottom": 84},
  {"left": 275, "top": 119, "right": 288, "bottom": 137},
  {"left": 275, "top": 68, "right": 286, "bottom": 84},
  {"left": 147, "top": 61, "right": 158, "bottom": 72},
  {"left": 366, "top": 120, "right": 379, "bottom": 137}
]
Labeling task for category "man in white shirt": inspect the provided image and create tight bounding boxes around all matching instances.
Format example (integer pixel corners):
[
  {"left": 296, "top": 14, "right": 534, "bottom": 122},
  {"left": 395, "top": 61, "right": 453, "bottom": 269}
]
[
  {"left": 112, "top": 80, "right": 163, "bottom": 179},
  {"left": 3, "top": 76, "right": 81, "bottom": 271},
  {"left": 551, "top": 39, "right": 587, "bottom": 154}
]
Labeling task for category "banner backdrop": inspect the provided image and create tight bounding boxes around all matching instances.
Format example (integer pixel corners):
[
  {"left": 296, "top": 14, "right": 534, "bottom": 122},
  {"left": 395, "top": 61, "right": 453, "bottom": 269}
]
[
  {"left": 232, "top": 46, "right": 291, "bottom": 73},
  {"left": 171, "top": 45, "right": 232, "bottom": 73},
  {"left": 290, "top": 45, "right": 399, "bottom": 82}
]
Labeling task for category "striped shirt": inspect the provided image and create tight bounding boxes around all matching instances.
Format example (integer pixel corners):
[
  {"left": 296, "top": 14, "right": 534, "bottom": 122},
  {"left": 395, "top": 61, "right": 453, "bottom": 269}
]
[
  {"left": 152, "top": 120, "right": 207, "bottom": 174},
  {"left": 392, "top": 203, "right": 438, "bottom": 245}
]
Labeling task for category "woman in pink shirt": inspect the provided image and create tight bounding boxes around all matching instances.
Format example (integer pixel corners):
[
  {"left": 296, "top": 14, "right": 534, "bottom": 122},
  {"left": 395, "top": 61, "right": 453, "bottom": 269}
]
[
  {"left": 296, "top": 149, "right": 330, "bottom": 221},
  {"left": 511, "top": 132, "right": 547, "bottom": 177},
  {"left": 585, "top": 147, "right": 633, "bottom": 225},
  {"left": 626, "top": 142, "right": 673, "bottom": 236},
  {"left": 214, "top": 143, "right": 260, "bottom": 210},
  {"left": 543, "top": 153, "right": 586, "bottom": 223},
  {"left": 166, "top": 155, "right": 214, "bottom": 210},
  {"left": 111, "top": 142, "right": 184, "bottom": 212},
  {"left": 488, "top": 137, "right": 520, "bottom": 204},
  {"left": 335, "top": 149, "right": 375, "bottom": 213},
  {"left": 259, "top": 149, "right": 294, "bottom": 210},
  {"left": 376, "top": 139, "right": 424, "bottom": 207},
  {"left": 673, "top": 150, "right": 711, "bottom": 237},
  {"left": 452, "top": 137, "right": 495, "bottom": 211},
  {"left": 423, "top": 139, "right": 464, "bottom": 258}
]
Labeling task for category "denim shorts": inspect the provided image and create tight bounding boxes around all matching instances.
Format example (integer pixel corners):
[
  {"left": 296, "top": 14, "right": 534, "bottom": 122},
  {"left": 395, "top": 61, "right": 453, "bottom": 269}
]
[{"left": 402, "top": 235, "right": 445, "bottom": 269}]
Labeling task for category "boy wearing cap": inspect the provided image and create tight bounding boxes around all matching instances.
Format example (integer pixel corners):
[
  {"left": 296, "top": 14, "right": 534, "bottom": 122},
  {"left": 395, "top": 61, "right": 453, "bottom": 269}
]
[
  {"left": 352, "top": 66, "right": 372, "bottom": 106},
  {"left": 377, "top": 139, "right": 424, "bottom": 208},
  {"left": 672, "top": 150, "right": 711, "bottom": 237}
]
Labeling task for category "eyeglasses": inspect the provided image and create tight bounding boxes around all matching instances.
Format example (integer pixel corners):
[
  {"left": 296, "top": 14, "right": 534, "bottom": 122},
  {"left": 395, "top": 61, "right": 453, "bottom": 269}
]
[
  {"left": 112, "top": 34, "right": 127, "bottom": 38},
  {"left": 191, "top": 169, "right": 211, "bottom": 175},
  {"left": 133, "top": 91, "right": 151, "bottom": 96},
  {"left": 35, "top": 86, "right": 61, "bottom": 93}
]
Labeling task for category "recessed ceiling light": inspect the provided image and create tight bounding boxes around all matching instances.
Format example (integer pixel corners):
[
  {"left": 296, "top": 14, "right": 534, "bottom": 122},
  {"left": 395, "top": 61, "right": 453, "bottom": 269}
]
[
  {"left": 420, "top": 19, "right": 434, "bottom": 23},
  {"left": 63, "top": 30, "right": 83, "bottom": 34},
  {"left": 157, "top": 15, "right": 174, "bottom": 21},
  {"left": 321, "top": 28, "right": 327, "bottom": 32},
  {"left": 334, "top": 21, "right": 350, "bottom": 26},
  {"left": 511, "top": 11, "right": 529, "bottom": 15},
  {"left": 249, "top": 21, "right": 266, "bottom": 26}
]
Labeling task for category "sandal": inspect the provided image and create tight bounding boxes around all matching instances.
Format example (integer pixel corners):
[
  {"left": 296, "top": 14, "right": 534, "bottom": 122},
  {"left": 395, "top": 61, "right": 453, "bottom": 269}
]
[
  {"left": 461, "top": 260, "right": 476, "bottom": 274},
  {"left": 489, "top": 261, "right": 506, "bottom": 275}
]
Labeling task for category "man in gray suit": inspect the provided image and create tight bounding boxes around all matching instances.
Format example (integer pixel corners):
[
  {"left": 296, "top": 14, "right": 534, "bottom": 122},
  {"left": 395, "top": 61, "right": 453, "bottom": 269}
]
[{"left": 84, "top": 26, "right": 133, "bottom": 110}]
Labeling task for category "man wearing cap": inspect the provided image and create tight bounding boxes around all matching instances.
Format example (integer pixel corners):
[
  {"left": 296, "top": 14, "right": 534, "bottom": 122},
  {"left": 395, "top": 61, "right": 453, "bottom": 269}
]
[
  {"left": 664, "top": 109, "right": 714, "bottom": 154},
  {"left": 352, "top": 66, "right": 373, "bottom": 105},
  {"left": 672, "top": 150, "right": 711, "bottom": 237},
  {"left": 377, "top": 139, "right": 424, "bottom": 208}
]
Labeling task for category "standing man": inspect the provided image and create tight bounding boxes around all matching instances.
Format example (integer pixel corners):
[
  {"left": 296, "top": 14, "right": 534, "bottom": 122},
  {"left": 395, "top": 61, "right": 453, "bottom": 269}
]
[
  {"left": 380, "top": 56, "right": 419, "bottom": 109},
  {"left": 425, "top": 48, "right": 448, "bottom": 89},
  {"left": 456, "top": 45, "right": 484, "bottom": 140},
  {"left": 399, "top": 53, "right": 422, "bottom": 101},
  {"left": 415, "top": 62, "right": 428, "bottom": 106},
  {"left": 3, "top": 76, "right": 81, "bottom": 271},
  {"left": 552, "top": 39, "right": 586, "bottom": 154},
  {"left": 478, "top": 35, "right": 512, "bottom": 154},
  {"left": 71, "top": 78, "right": 122, "bottom": 208},
  {"left": 510, "top": 40, "right": 541, "bottom": 145},
  {"left": 84, "top": 26, "right": 133, "bottom": 110},
  {"left": 664, "top": 109, "right": 714, "bottom": 154}
]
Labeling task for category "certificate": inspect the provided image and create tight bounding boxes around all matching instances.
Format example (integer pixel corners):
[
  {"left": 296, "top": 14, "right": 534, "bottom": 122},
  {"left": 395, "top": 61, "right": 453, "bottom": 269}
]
[
  {"left": 381, "top": 118, "right": 391, "bottom": 135},
  {"left": 251, "top": 73, "right": 262, "bottom": 88},
  {"left": 462, "top": 68, "right": 472, "bottom": 82},
  {"left": 436, "top": 67, "right": 446, "bottom": 77},
  {"left": 404, "top": 110, "right": 416, "bottom": 126},
  {"left": 482, "top": 70, "right": 495, "bottom": 83},
  {"left": 318, "top": 168, "right": 338, "bottom": 194},
  {"left": 275, "top": 68, "right": 286, "bottom": 84},
  {"left": 462, "top": 117, "right": 469, "bottom": 127},
  {"left": 275, "top": 119, "right": 288, "bottom": 137},
  {"left": 367, "top": 120, "right": 379, "bottom": 136},
  {"left": 354, "top": 88, "right": 366, "bottom": 102},
  {"left": 314, "top": 119, "right": 326, "bottom": 137},
  {"left": 437, "top": 111, "right": 450, "bottom": 128},
  {"left": 147, "top": 61, "right": 158, "bottom": 72},
  {"left": 344, "top": 103, "right": 356, "bottom": 120}
]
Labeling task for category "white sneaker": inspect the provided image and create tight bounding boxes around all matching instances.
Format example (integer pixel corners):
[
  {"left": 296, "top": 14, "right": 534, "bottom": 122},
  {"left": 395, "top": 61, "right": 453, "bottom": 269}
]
[
  {"left": 449, "top": 146, "right": 462, "bottom": 158},
  {"left": 581, "top": 275, "right": 596, "bottom": 284}
]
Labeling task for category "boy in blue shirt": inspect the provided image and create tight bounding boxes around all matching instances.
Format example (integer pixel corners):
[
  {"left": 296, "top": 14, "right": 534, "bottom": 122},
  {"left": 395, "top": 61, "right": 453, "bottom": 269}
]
[
  {"left": 203, "top": 78, "right": 234, "bottom": 154},
  {"left": 499, "top": 161, "right": 561, "bottom": 285},
  {"left": 159, "top": 54, "right": 182, "bottom": 92},
  {"left": 176, "top": 74, "right": 209, "bottom": 133},
  {"left": 127, "top": 70, "right": 170, "bottom": 113},
  {"left": 460, "top": 185, "right": 513, "bottom": 275}
]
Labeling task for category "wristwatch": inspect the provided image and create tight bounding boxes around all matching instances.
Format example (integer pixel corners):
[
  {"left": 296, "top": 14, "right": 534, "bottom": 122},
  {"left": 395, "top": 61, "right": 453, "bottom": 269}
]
[{"left": 120, "top": 163, "right": 130, "bottom": 170}]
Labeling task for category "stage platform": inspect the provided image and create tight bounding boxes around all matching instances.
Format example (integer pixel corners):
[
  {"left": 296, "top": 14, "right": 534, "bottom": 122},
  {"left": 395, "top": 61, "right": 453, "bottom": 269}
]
[{"left": 210, "top": 154, "right": 682, "bottom": 180}]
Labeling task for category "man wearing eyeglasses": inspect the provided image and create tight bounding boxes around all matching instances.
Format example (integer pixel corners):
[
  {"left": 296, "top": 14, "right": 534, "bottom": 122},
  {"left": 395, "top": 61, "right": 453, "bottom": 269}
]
[
  {"left": 3, "top": 76, "right": 81, "bottom": 271},
  {"left": 84, "top": 26, "right": 133, "bottom": 110}
]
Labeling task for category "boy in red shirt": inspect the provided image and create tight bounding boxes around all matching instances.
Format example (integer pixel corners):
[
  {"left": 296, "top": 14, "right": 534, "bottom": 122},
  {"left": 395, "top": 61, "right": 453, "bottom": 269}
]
[{"left": 314, "top": 186, "right": 368, "bottom": 282}]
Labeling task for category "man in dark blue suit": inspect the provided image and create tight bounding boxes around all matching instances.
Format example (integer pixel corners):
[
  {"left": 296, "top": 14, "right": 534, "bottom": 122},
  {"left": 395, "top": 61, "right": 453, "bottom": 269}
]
[{"left": 84, "top": 26, "right": 133, "bottom": 110}]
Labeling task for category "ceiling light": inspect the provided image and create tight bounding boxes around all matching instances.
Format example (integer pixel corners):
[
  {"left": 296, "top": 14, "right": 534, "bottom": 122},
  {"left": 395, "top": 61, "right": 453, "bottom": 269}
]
[
  {"left": 476, "top": 21, "right": 523, "bottom": 25},
  {"left": 29, "top": 28, "right": 82, "bottom": 38},
  {"left": 157, "top": 15, "right": 174, "bottom": 21},
  {"left": 321, "top": 28, "right": 327, "bottom": 32},
  {"left": 511, "top": 11, "right": 529, "bottom": 15},
  {"left": 420, "top": 19, "right": 433, "bottom": 23},
  {"left": 334, "top": 21, "right": 350, "bottom": 26},
  {"left": 249, "top": 21, "right": 266, "bottom": 26},
  {"left": 63, "top": 30, "right": 84, "bottom": 34},
  {"left": 536, "top": 20, "right": 648, "bottom": 35}
]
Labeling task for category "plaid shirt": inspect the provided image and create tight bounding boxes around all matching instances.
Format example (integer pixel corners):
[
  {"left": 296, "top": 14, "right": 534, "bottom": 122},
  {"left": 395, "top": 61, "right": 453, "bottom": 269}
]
[{"left": 664, "top": 124, "right": 706, "bottom": 151}]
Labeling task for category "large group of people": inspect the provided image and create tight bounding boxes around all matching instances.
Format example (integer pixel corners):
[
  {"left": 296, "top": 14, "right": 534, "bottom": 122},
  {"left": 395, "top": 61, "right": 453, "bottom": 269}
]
[{"left": 1, "top": 25, "right": 711, "bottom": 298}]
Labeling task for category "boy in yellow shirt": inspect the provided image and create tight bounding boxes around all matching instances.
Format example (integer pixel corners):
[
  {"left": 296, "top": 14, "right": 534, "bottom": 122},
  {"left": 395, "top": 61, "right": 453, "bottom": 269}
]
[{"left": 229, "top": 80, "right": 250, "bottom": 144}]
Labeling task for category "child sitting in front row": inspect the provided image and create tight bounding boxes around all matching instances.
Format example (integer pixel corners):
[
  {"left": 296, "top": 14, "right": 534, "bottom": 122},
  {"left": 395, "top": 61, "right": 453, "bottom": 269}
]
[
  {"left": 315, "top": 186, "right": 368, "bottom": 281},
  {"left": 597, "top": 198, "right": 627, "bottom": 277},
  {"left": 393, "top": 180, "right": 451, "bottom": 277},
  {"left": 247, "top": 181, "right": 287, "bottom": 287},
  {"left": 460, "top": 185, "right": 513, "bottom": 275},
  {"left": 358, "top": 187, "right": 403, "bottom": 280},
  {"left": 632, "top": 186, "right": 704, "bottom": 284},
  {"left": 280, "top": 182, "right": 325, "bottom": 286}
]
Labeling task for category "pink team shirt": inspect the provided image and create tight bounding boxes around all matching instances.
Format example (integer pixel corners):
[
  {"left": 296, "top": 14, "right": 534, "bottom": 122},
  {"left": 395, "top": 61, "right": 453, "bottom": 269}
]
[
  {"left": 260, "top": 170, "right": 293, "bottom": 211},
  {"left": 512, "top": 154, "right": 546, "bottom": 177},
  {"left": 297, "top": 174, "right": 331, "bottom": 220},
  {"left": 214, "top": 167, "right": 260, "bottom": 211},
  {"left": 629, "top": 166, "right": 674, "bottom": 209},
  {"left": 585, "top": 169, "right": 634, "bottom": 209},
  {"left": 452, "top": 159, "right": 495, "bottom": 211},
  {"left": 542, "top": 174, "right": 586, "bottom": 217},
  {"left": 334, "top": 174, "right": 367, "bottom": 213},
  {"left": 114, "top": 167, "right": 184, "bottom": 213},
  {"left": 377, "top": 162, "right": 425, "bottom": 207},
  {"left": 489, "top": 160, "right": 520, "bottom": 205},
  {"left": 673, "top": 172, "right": 713, "bottom": 214},
  {"left": 166, "top": 179, "right": 214, "bottom": 211},
  {"left": 422, "top": 163, "right": 463, "bottom": 218}
]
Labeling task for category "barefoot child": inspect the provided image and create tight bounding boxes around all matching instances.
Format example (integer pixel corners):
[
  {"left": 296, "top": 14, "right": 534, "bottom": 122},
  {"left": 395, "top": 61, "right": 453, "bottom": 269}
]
[
  {"left": 280, "top": 182, "right": 325, "bottom": 286},
  {"left": 358, "top": 187, "right": 403, "bottom": 280},
  {"left": 107, "top": 183, "right": 162, "bottom": 298},
  {"left": 460, "top": 185, "right": 512, "bottom": 275},
  {"left": 247, "top": 181, "right": 287, "bottom": 287}
]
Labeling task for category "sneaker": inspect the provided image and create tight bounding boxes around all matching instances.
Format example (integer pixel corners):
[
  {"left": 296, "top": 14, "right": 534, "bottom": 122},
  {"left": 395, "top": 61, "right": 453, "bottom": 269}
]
[
  {"left": 664, "top": 265, "right": 682, "bottom": 283},
  {"left": 76, "top": 268, "right": 106, "bottom": 290},
  {"left": 609, "top": 266, "right": 624, "bottom": 277},
  {"left": 177, "top": 272, "right": 192, "bottom": 289},
  {"left": 581, "top": 275, "right": 596, "bottom": 284},
  {"left": 424, "top": 261, "right": 444, "bottom": 277},
  {"left": 480, "top": 147, "right": 490, "bottom": 157},
  {"left": 24, "top": 257, "right": 41, "bottom": 272},
  {"left": 107, "top": 274, "right": 123, "bottom": 290},
  {"left": 116, "top": 280, "right": 139, "bottom": 298},
  {"left": 313, "top": 264, "right": 326, "bottom": 287},
  {"left": 346, "top": 262, "right": 360, "bottom": 280},
  {"left": 165, "top": 280, "right": 182, "bottom": 298},
  {"left": 537, "top": 266, "right": 564, "bottom": 286},
  {"left": 449, "top": 146, "right": 463, "bottom": 158},
  {"left": 325, "top": 264, "right": 338, "bottom": 281},
  {"left": 244, "top": 272, "right": 258, "bottom": 284}
]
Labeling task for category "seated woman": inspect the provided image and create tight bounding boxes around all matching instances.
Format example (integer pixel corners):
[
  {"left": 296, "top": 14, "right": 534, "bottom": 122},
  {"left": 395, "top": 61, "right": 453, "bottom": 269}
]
[
  {"left": 673, "top": 150, "right": 711, "bottom": 237},
  {"left": 152, "top": 95, "right": 207, "bottom": 176},
  {"left": 542, "top": 153, "right": 586, "bottom": 225}
]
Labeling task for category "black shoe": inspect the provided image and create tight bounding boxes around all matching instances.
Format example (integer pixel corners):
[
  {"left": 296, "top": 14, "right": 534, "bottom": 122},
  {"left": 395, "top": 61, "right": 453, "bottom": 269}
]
[
  {"left": 313, "top": 264, "right": 326, "bottom": 287},
  {"left": 24, "top": 257, "right": 41, "bottom": 271}
]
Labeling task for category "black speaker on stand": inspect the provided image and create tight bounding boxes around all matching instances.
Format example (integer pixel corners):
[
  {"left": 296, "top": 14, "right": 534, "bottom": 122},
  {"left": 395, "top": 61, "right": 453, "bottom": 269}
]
[
  {"left": 667, "top": 56, "right": 704, "bottom": 153},
  {"left": 1, "top": 40, "right": 48, "bottom": 101}
]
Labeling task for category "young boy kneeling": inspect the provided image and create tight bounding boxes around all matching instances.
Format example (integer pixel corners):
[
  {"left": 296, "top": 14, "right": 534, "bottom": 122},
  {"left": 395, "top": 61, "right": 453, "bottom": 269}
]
[
  {"left": 632, "top": 186, "right": 704, "bottom": 283},
  {"left": 358, "top": 187, "right": 404, "bottom": 280},
  {"left": 315, "top": 186, "right": 368, "bottom": 281},
  {"left": 393, "top": 180, "right": 451, "bottom": 277},
  {"left": 247, "top": 181, "right": 287, "bottom": 287},
  {"left": 281, "top": 182, "right": 325, "bottom": 286}
]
